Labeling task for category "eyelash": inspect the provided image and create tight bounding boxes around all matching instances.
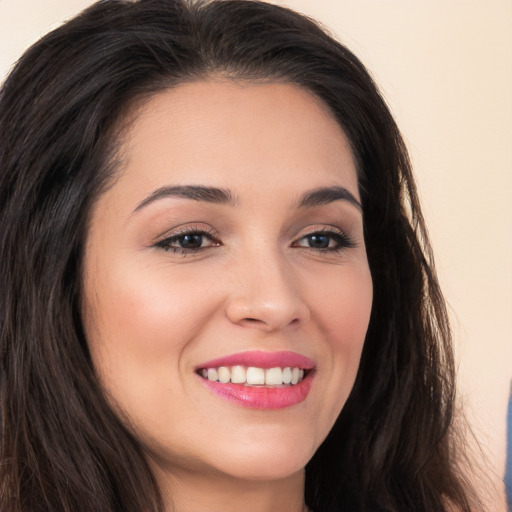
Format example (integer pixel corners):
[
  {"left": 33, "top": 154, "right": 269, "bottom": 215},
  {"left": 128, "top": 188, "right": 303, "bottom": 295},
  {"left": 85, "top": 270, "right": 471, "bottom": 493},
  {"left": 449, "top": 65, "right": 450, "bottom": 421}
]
[
  {"left": 154, "top": 227, "right": 221, "bottom": 254},
  {"left": 292, "top": 227, "right": 356, "bottom": 252},
  {"left": 154, "top": 226, "right": 355, "bottom": 254}
]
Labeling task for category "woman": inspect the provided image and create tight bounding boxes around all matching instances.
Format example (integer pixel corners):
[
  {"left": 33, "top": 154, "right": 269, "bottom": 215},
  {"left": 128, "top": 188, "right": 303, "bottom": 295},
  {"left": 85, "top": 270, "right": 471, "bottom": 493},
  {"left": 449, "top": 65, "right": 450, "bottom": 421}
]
[{"left": 0, "top": 0, "right": 479, "bottom": 510}]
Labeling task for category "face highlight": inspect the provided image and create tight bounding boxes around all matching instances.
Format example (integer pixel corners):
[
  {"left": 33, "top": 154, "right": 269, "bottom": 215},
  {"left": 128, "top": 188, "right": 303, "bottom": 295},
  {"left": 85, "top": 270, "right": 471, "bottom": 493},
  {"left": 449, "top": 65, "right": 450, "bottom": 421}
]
[{"left": 82, "top": 81, "right": 373, "bottom": 487}]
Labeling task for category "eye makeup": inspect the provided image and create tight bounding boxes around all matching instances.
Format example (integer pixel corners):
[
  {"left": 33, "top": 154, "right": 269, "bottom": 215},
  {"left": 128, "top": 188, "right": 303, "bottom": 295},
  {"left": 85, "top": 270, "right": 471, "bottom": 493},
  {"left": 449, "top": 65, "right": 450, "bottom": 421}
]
[{"left": 154, "top": 225, "right": 221, "bottom": 254}]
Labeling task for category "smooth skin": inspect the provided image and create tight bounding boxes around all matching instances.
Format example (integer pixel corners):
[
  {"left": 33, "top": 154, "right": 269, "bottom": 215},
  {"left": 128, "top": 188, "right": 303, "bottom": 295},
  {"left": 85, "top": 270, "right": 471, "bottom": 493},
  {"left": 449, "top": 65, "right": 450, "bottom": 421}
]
[{"left": 82, "top": 80, "right": 373, "bottom": 512}]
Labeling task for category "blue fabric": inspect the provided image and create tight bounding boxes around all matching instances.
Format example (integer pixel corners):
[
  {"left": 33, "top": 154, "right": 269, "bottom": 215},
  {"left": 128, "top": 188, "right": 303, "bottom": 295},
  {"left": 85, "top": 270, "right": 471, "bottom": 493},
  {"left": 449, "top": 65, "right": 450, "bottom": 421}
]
[{"left": 506, "top": 380, "right": 512, "bottom": 511}]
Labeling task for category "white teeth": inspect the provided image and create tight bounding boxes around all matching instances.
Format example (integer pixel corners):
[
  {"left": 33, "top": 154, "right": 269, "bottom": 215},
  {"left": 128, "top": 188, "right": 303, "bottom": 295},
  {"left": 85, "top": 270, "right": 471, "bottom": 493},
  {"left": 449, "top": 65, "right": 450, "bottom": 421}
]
[
  {"left": 265, "top": 367, "right": 283, "bottom": 386},
  {"left": 282, "top": 367, "right": 292, "bottom": 384},
  {"left": 218, "top": 366, "right": 230, "bottom": 383},
  {"left": 246, "top": 367, "right": 265, "bottom": 385},
  {"left": 200, "top": 365, "right": 307, "bottom": 386},
  {"left": 231, "top": 365, "right": 246, "bottom": 384}
]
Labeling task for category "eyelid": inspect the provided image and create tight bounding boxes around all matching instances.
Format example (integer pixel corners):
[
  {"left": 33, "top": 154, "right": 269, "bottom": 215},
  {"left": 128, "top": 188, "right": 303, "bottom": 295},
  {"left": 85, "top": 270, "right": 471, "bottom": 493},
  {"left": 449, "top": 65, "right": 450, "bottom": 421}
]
[
  {"left": 291, "top": 225, "right": 356, "bottom": 250},
  {"left": 152, "top": 223, "right": 218, "bottom": 243},
  {"left": 153, "top": 224, "right": 221, "bottom": 253},
  {"left": 151, "top": 223, "right": 356, "bottom": 254}
]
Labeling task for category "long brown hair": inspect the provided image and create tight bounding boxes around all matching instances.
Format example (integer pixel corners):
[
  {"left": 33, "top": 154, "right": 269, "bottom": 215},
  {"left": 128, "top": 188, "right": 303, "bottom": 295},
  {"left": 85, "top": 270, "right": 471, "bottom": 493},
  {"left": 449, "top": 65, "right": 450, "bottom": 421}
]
[{"left": 0, "top": 1, "right": 478, "bottom": 510}]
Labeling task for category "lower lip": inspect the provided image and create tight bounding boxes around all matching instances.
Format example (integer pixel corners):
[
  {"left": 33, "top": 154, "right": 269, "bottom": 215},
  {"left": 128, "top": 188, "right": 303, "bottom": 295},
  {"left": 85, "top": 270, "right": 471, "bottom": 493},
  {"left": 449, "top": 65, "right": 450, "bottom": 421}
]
[{"left": 198, "top": 373, "right": 314, "bottom": 409}]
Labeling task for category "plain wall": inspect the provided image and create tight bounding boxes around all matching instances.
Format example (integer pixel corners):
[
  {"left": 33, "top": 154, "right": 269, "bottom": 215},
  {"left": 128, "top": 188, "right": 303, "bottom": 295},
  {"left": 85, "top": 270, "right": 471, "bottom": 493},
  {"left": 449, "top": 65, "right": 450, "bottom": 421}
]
[{"left": 1, "top": 1, "right": 510, "bottom": 509}]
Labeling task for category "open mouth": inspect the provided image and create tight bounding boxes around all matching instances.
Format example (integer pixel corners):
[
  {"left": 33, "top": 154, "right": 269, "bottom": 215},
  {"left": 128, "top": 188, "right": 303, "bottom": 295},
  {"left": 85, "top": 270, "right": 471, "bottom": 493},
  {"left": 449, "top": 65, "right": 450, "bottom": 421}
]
[
  {"left": 195, "top": 351, "right": 315, "bottom": 409},
  {"left": 197, "top": 365, "right": 309, "bottom": 387}
]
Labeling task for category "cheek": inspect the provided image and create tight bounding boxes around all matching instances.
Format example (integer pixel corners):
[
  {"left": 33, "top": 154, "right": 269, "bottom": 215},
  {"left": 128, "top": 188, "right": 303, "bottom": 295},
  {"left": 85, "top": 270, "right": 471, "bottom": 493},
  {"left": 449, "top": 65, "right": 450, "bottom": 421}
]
[
  {"left": 82, "top": 260, "right": 220, "bottom": 392},
  {"left": 307, "top": 264, "right": 372, "bottom": 406},
  {"left": 82, "top": 263, "right": 225, "bottom": 441},
  {"left": 334, "top": 271, "right": 372, "bottom": 376},
  {"left": 311, "top": 263, "right": 373, "bottom": 349}
]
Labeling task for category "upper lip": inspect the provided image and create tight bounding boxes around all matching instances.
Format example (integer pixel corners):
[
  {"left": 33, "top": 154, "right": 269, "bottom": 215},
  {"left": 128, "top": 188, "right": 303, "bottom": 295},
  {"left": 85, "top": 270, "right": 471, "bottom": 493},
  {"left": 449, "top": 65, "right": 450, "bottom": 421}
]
[{"left": 196, "top": 350, "right": 316, "bottom": 370}]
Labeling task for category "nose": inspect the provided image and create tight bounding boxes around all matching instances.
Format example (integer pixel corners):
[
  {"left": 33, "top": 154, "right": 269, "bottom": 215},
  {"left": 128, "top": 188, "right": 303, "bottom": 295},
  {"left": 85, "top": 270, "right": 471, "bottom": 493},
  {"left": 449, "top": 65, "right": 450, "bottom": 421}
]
[{"left": 225, "top": 249, "right": 310, "bottom": 332}]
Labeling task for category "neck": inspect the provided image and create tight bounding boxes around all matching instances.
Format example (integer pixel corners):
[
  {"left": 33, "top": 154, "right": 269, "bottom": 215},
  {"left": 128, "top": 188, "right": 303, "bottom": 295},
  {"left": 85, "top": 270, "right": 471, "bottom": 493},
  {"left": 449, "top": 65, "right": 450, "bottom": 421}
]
[{"left": 154, "top": 464, "right": 307, "bottom": 512}]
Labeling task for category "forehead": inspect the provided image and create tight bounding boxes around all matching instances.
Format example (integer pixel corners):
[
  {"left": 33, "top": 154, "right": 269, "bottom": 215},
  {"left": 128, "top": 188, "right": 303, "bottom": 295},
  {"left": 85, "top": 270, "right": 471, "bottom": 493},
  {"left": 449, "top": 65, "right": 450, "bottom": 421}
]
[{"left": 111, "top": 80, "right": 359, "bottom": 207}]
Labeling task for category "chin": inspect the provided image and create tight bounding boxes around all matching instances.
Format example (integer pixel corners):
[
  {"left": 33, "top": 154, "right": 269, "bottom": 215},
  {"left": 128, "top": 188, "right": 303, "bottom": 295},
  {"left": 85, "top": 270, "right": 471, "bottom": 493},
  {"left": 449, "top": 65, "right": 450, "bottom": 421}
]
[
  {"left": 214, "top": 455, "right": 309, "bottom": 482},
  {"left": 208, "top": 432, "right": 316, "bottom": 482}
]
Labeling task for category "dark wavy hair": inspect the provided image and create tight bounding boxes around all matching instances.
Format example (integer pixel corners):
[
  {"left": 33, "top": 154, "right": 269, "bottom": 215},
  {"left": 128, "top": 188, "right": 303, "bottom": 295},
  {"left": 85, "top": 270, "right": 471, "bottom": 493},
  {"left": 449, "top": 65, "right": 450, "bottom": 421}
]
[{"left": 0, "top": 0, "right": 478, "bottom": 510}]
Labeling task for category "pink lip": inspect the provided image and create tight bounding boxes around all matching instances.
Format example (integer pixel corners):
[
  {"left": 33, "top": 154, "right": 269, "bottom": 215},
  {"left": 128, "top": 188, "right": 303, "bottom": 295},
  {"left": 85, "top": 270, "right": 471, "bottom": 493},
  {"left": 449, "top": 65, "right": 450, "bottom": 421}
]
[
  {"left": 196, "top": 351, "right": 316, "bottom": 410},
  {"left": 196, "top": 350, "right": 316, "bottom": 370}
]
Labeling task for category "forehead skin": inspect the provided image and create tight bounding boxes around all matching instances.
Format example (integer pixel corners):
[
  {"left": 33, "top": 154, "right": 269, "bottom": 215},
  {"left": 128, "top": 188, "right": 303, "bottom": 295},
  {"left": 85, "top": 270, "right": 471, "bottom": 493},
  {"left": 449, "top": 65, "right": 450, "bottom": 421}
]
[{"left": 109, "top": 80, "right": 360, "bottom": 208}]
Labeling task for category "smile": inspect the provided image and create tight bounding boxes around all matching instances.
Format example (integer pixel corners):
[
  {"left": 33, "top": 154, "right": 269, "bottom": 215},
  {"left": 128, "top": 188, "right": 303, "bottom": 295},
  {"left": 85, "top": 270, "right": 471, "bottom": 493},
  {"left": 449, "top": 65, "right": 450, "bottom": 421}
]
[
  {"left": 196, "top": 351, "right": 315, "bottom": 409},
  {"left": 199, "top": 366, "right": 306, "bottom": 386}
]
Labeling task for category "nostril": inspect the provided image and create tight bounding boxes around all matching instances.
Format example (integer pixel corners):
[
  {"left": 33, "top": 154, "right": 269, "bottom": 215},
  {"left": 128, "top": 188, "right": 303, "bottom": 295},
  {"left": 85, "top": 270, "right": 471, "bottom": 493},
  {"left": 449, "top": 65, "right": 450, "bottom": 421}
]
[
  {"left": 241, "top": 318, "right": 265, "bottom": 326},
  {"left": 225, "top": 292, "right": 310, "bottom": 331}
]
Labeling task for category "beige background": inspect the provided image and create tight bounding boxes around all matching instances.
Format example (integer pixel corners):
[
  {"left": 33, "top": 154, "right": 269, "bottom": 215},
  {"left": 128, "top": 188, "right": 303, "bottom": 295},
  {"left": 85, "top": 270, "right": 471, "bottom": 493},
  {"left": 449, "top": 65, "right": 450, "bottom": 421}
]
[{"left": 1, "top": 1, "right": 510, "bottom": 509}]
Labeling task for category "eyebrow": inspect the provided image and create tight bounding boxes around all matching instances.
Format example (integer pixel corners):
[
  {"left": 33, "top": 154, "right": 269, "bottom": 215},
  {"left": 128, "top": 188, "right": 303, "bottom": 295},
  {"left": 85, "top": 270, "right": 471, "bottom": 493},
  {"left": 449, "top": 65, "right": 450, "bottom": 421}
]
[
  {"left": 298, "top": 186, "right": 362, "bottom": 211},
  {"left": 133, "top": 185, "right": 236, "bottom": 212},
  {"left": 133, "top": 184, "right": 361, "bottom": 214}
]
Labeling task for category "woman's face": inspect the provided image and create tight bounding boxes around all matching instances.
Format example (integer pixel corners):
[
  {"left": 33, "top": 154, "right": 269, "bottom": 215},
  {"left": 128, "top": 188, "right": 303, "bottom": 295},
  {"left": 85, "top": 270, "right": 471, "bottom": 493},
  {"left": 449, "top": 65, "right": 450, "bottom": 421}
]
[{"left": 82, "top": 81, "right": 373, "bottom": 483}]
